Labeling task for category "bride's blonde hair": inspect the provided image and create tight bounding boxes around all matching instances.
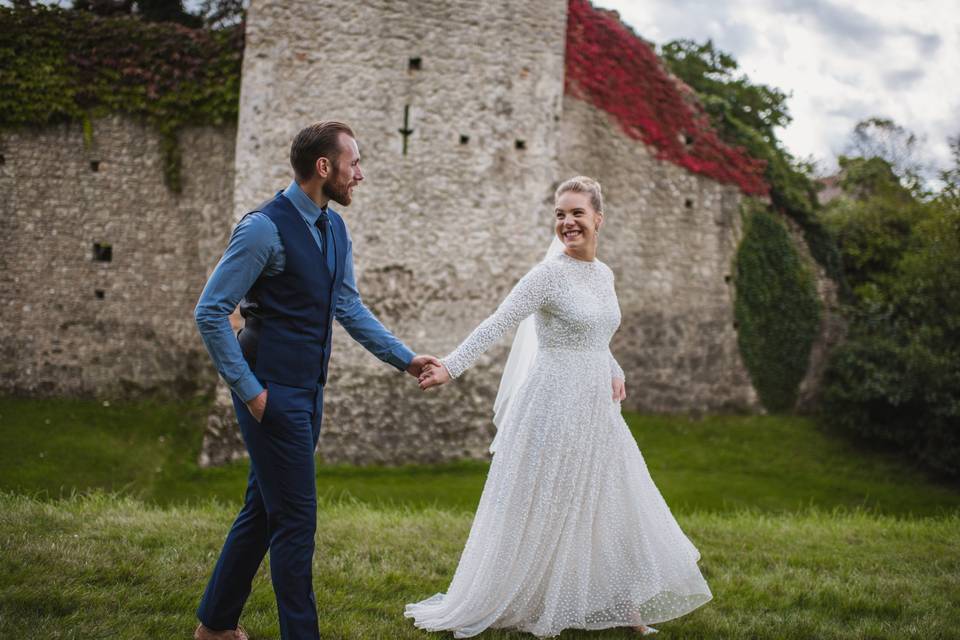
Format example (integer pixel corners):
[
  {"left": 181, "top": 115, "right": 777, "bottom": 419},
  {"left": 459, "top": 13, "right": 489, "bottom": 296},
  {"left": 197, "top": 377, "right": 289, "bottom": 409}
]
[{"left": 555, "top": 176, "right": 604, "bottom": 213}]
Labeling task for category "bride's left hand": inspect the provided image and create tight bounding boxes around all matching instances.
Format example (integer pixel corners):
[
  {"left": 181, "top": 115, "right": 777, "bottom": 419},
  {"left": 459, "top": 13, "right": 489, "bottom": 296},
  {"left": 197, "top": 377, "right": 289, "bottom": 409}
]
[
  {"left": 419, "top": 363, "right": 451, "bottom": 390},
  {"left": 612, "top": 377, "right": 626, "bottom": 402}
]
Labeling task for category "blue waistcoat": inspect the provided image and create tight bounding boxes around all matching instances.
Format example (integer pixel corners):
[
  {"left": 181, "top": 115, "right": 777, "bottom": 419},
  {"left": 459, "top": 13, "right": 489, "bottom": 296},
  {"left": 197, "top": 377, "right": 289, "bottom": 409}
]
[{"left": 238, "top": 193, "right": 348, "bottom": 388}]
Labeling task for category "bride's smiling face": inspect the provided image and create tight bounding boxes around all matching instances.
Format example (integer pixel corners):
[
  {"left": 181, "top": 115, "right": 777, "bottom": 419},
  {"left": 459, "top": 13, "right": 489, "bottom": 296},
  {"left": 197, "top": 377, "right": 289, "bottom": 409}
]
[{"left": 555, "top": 191, "right": 602, "bottom": 251}]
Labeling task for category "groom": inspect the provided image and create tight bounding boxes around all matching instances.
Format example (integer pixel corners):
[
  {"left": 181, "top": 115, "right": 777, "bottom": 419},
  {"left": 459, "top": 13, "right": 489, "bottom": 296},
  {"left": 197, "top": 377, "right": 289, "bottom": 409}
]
[{"left": 192, "top": 121, "right": 439, "bottom": 640}]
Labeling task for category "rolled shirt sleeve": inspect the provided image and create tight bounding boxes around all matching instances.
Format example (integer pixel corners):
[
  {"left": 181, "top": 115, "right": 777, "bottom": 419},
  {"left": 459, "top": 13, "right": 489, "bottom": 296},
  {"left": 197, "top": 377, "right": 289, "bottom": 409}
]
[{"left": 194, "top": 213, "right": 280, "bottom": 402}]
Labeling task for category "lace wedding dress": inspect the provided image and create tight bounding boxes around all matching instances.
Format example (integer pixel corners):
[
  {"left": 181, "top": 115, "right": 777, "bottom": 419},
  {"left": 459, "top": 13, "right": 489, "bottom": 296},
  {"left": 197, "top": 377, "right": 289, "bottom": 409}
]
[{"left": 405, "top": 252, "right": 712, "bottom": 638}]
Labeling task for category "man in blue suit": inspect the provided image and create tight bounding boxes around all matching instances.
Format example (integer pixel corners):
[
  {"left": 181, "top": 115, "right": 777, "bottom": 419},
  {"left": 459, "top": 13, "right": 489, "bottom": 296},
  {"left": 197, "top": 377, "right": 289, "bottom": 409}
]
[{"left": 193, "top": 121, "right": 440, "bottom": 640}]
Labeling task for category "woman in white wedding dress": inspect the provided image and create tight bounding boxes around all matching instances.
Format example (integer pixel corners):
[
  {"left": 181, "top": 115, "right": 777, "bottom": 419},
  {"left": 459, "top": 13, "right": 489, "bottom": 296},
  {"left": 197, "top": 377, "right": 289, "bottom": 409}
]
[{"left": 405, "top": 177, "right": 712, "bottom": 638}]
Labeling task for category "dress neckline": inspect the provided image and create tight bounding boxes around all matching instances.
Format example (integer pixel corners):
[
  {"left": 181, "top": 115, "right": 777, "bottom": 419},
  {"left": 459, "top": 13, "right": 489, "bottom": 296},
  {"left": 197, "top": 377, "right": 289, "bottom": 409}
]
[{"left": 559, "top": 251, "right": 597, "bottom": 265}]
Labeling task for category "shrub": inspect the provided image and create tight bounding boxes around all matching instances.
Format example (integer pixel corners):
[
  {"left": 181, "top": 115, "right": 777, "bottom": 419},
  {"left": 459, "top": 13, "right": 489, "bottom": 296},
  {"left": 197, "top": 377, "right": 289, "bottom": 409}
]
[
  {"left": 820, "top": 154, "right": 960, "bottom": 477},
  {"left": 734, "top": 203, "right": 822, "bottom": 412}
]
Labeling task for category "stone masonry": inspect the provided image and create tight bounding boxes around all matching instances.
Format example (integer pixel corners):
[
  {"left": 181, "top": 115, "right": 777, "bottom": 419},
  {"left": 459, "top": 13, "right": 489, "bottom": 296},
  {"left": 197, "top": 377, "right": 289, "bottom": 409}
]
[
  {"left": 2, "top": 0, "right": 839, "bottom": 466},
  {"left": 0, "top": 116, "right": 235, "bottom": 398}
]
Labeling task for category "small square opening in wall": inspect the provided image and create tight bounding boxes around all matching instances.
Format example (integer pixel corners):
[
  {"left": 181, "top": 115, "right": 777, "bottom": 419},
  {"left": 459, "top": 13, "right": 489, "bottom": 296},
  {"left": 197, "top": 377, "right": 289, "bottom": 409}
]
[
  {"left": 459, "top": 134, "right": 470, "bottom": 145},
  {"left": 90, "top": 160, "right": 100, "bottom": 172},
  {"left": 0, "top": 154, "right": 5, "bottom": 165},
  {"left": 684, "top": 198, "right": 694, "bottom": 209},
  {"left": 95, "top": 289, "right": 105, "bottom": 300},
  {"left": 724, "top": 274, "right": 732, "bottom": 284},
  {"left": 408, "top": 57, "right": 422, "bottom": 71},
  {"left": 93, "top": 243, "right": 112, "bottom": 262},
  {"left": 515, "top": 139, "right": 526, "bottom": 150}
]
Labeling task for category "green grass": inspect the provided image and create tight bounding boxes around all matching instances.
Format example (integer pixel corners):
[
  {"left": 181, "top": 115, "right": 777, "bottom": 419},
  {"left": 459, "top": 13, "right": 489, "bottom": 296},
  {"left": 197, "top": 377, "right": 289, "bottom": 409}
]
[
  {"left": 0, "top": 493, "right": 957, "bottom": 639},
  {"left": 2, "top": 397, "right": 958, "bottom": 516},
  {"left": 2, "top": 395, "right": 959, "bottom": 638}
]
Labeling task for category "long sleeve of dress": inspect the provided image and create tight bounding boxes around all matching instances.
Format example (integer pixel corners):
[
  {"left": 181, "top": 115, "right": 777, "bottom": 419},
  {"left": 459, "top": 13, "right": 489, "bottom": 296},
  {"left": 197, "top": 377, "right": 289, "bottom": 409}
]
[{"left": 442, "top": 262, "right": 556, "bottom": 379}]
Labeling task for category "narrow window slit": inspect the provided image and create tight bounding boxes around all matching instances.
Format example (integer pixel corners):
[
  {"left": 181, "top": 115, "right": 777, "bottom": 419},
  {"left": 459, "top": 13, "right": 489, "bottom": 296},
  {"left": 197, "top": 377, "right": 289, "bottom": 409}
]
[{"left": 93, "top": 243, "right": 112, "bottom": 262}]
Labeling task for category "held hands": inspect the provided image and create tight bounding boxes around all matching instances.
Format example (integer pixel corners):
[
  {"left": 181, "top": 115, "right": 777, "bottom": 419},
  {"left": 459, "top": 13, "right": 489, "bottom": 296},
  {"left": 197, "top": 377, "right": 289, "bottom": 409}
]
[
  {"left": 407, "top": 354, "right": 443, "bottom": 378},
  {"left": 612, "top": 377, "right": 626, "bottom": 402},
  {"left": 406, "top": 354, "right": 450, "bottom": 391},
  {"left": 418, "top": 361, "right": 451, "bottom": 390}
]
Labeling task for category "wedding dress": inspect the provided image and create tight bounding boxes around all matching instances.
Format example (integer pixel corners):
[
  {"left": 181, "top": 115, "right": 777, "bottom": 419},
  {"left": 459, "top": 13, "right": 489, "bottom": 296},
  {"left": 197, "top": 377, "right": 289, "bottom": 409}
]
[{"left": 405, "top": 252, "right": 712, "bottom": 638}]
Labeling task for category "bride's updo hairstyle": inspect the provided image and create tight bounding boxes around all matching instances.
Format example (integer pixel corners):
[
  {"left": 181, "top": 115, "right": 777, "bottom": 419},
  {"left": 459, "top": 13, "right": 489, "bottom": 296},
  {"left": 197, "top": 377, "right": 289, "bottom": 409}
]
[{"left": 554, "top": 176, "right": 604, "bottom": 213}]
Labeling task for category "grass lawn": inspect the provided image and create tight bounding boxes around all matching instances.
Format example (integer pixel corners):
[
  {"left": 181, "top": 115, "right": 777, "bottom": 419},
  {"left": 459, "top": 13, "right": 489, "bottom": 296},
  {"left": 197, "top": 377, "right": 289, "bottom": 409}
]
[
  {"left": 1, "top": 395, "right": 959, "bottom": 639},
  {"left": 2, "top": 396, "right": 958, "bottom": 515},
  {"left": 1, "top": 494, "right": 958, "bottom": 639}
]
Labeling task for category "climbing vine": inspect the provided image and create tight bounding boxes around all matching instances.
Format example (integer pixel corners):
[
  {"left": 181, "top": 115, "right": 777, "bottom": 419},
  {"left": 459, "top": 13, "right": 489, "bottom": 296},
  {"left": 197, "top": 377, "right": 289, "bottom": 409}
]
[
  {"left": 734, "top": 201, "right": 822, "bottom": 412},
  {"left": 0, "top": 5, "right": 243, "bottom": 192},
  {"left": 564, "top": 0, "right": 768, "bottom": 196}
]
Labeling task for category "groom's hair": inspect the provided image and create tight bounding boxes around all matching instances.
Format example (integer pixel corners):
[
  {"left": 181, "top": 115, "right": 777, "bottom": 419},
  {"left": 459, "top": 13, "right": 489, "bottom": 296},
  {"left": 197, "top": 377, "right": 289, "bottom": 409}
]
[{"left": 290, "top": 121, "right": 356, "bottom": 181}]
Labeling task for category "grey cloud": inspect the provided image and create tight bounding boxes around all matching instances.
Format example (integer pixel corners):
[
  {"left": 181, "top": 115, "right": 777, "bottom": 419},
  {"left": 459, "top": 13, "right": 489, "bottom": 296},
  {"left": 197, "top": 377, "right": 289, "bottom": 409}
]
[
  {"left": 625, "top": 0, "right": 759, "bottom": 55},
  {"left": 764, "top": 0, "right": 943, "bottom": 58},
  {"left": 822, "top": 100, "right": 874, "bottom": 121},
  {"left": 883, "top": 68, "right": 926, "bottom": 90},
  {"left": 816, "top": 60, "right": 866, "bottom": 89},
  {"left": 720, "top": 20, "right": 759, "bottom": 55},
  {"left": 764, "top": 0, "right": 888, "bottom": 49},
  {"left": 906, "top": 30, "right": 942, "bottom": 55}
]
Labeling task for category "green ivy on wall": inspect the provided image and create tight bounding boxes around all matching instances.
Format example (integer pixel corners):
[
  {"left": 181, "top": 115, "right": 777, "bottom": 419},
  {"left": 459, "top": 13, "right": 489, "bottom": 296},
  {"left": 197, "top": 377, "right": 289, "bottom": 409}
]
[
  {"left": 734, "top": 201, "right": 822, "bottom": 412},
  {"left": 0, "top": 6, "right": 242, "bottom": 192}
]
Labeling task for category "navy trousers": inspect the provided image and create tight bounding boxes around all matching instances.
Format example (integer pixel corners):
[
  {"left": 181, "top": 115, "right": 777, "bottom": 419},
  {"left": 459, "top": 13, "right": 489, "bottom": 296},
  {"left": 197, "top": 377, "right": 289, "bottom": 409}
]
[{"left": 198, "top": 381, "right": 324, "bottom": 640}]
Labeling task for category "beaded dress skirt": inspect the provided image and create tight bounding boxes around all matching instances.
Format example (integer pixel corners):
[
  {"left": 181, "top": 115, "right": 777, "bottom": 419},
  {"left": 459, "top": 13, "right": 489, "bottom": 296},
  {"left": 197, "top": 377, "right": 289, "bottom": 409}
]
[{"left": 405, "top": 253, "right": 712, "bottom": 638}]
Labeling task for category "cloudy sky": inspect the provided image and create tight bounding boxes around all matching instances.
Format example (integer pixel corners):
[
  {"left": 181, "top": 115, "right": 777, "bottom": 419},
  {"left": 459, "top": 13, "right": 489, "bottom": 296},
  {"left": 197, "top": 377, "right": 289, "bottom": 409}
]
[{"left": 595, "top": 0, "right": 960, "bottom": 177}]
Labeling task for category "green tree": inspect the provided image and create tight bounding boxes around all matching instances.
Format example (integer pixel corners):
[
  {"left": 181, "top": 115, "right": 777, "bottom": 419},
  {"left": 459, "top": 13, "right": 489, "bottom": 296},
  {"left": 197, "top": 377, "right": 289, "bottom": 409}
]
[
  {"left": 821, "top": 136, "right": 960, "bottom": 477},
  {"left": 661, "top": 38, "right": 846, "bottom": 294},
  {"left": 820, "top": 156, "right": 929, "bottom": 297},
  {"left": 660, "top": 39, "right": 790, "bottom": 142},
  {"left": 846, "top": 117, "right": 926, "bottom": 193}
]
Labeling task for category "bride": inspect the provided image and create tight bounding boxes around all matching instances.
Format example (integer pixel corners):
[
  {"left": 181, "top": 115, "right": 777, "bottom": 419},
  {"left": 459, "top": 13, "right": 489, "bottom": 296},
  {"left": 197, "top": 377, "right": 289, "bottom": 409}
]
[{"left": 405, "top": 177, "right": 712, "bottom": 638}]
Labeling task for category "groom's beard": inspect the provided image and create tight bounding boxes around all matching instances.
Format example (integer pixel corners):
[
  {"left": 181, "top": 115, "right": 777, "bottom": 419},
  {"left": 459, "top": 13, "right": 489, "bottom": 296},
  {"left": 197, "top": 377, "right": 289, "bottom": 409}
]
[{"left": 322, "top": 167, "right": 352, "bottom": 206}]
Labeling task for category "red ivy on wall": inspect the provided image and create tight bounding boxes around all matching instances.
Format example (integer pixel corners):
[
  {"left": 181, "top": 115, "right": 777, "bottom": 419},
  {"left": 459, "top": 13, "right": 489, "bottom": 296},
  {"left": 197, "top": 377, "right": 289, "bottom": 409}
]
[{"left": 564, "top": 0, "right": 769, "bottom": 196}]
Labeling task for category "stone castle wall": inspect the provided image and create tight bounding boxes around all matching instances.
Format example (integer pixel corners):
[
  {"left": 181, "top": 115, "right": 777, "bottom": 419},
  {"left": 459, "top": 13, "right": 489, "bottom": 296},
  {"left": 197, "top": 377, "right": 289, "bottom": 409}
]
[
  {"left": 227, "top": 0, "right": 571, "bottom": 464},
  {"left": 556, "top": 97, "right": 757, "bottom": 412},
  {"left": 3, "top": 0, "right": 835, "bottom": 466},
  {"left": 0, "top": 117, "right": 236, "bottom": 398}
]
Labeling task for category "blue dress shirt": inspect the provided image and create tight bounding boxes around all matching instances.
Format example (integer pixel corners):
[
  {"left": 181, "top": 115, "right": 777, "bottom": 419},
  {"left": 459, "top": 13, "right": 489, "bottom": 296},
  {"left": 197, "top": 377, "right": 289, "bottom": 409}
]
[{"left": 195, "top": 181, "right": 415, "bottom": 401}]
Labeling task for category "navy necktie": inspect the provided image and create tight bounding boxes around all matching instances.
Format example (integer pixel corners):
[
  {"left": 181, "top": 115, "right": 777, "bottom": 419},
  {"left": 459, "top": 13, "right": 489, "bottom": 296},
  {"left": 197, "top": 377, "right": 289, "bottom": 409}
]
[
  {"left": 314, "top": 210, "right": 328, "bottom": 244},
  {"left": 315, "top": 210, "right": 335, "bottom": 275}
]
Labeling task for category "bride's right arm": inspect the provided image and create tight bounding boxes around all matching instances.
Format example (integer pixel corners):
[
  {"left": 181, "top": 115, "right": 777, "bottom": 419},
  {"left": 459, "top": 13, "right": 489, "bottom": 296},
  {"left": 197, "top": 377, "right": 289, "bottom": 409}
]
[{"left": 441, "top": 262, "right": 556, "bottom": 380}]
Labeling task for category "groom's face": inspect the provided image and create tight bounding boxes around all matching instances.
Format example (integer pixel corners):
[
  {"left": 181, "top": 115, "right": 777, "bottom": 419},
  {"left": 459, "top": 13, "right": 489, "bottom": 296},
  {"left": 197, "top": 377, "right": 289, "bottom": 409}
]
[{"left": 322, "top": 134, "right": 364, "bottom": 207}]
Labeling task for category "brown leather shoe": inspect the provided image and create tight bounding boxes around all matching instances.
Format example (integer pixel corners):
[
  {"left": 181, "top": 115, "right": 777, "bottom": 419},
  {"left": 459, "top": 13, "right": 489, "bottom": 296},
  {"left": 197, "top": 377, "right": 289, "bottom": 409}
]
[{"left": 194, "top": 623, "right": 249, "bottom": 640}]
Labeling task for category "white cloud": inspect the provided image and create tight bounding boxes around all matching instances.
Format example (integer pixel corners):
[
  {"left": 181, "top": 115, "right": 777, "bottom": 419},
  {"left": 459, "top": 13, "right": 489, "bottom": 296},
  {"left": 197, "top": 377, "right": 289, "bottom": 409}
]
[{"left": 594, "top": 0, "right": 960, "bottom": 176}]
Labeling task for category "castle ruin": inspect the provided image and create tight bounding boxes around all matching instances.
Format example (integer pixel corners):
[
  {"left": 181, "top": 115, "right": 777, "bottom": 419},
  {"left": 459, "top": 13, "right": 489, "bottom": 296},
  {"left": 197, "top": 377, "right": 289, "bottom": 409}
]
[{"left": 0, "top": 0, "right": 839, "bottom": 465}]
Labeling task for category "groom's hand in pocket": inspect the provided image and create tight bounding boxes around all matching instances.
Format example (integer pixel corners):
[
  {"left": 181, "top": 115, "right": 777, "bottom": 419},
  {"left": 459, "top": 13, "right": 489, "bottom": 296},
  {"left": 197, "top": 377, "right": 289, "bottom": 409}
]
[{"left": 247, "top": 389, "right": 268, "bottom": 423}]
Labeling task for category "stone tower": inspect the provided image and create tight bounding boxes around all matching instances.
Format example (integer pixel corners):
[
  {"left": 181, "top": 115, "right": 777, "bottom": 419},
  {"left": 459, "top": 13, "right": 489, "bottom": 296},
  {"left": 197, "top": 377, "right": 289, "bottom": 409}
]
[
  {"left": 196, "top": 0, "right": 761, "bottom": 465},
  {"left": 205, "top": 0, "right": 572, "bottom": 464}
]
